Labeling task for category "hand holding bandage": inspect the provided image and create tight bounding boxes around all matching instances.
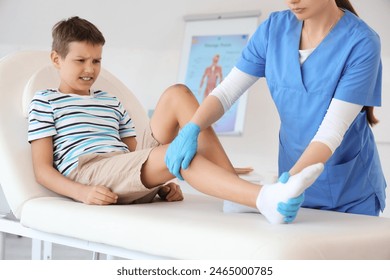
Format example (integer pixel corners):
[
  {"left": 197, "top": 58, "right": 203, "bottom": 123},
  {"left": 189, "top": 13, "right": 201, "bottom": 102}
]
[
  {"left": 165, "top": 122, "right": 200, "bottom": 180},
  {"left": 256, "top": 163, "right": 323, "bottom": 224},
  {"left": 277, "top": 172, "right": 305, "bottom": 223}
]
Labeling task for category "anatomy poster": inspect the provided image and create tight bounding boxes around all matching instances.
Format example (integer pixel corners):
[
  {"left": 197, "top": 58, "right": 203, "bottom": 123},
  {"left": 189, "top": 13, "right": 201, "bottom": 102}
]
[{"left": 184, "top": 34, "right": 249, "bottom": 135}]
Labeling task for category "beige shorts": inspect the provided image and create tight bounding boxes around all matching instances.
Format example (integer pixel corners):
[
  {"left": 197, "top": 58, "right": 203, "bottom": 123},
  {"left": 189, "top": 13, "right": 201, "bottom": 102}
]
[{"left": 68, "top": 125, "right": 162, "bottom": 204}]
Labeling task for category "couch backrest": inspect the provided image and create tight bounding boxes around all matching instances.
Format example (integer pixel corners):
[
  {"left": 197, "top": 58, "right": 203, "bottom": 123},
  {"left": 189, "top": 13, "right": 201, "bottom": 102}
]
[{"left": 0, "top": 51, "right": 149, "bottom": 219}]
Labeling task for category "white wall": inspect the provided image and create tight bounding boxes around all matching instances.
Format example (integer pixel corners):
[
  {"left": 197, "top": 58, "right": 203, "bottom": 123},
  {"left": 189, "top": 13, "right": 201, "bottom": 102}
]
[
  {"left": 0, "top": 0, "right": 286, "bottom": 170},
  {"left": 0, "top": 0, "right": 389, "bottom": 215}
]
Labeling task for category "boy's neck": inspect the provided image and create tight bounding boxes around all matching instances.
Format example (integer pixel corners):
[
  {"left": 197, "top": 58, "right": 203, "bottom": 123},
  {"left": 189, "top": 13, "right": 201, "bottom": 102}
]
[{"left": 58, "top": 88, "right": 92, "bottom": 96}]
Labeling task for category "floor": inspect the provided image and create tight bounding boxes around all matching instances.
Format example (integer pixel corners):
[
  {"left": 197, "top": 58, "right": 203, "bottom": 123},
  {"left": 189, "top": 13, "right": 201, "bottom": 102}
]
[{"left": 3, "top": 233, "right": 94, "bottom": 260}]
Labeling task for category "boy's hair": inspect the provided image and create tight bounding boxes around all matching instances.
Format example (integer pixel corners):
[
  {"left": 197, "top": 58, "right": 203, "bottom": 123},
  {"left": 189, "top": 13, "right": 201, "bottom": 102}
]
[{"left": 52, "top": 16, "right": 105, "bottom": 58}]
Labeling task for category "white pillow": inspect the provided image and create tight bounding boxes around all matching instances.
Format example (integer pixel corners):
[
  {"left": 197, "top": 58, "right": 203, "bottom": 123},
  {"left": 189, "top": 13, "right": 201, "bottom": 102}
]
[{"left": 22, "top": 64, "right": 60, "bottom": 118}]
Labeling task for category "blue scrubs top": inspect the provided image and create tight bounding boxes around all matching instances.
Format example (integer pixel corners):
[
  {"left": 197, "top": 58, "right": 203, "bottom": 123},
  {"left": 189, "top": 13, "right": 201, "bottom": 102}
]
[{"left": 236, "top": 10, "right": 386, "bottom": 215}]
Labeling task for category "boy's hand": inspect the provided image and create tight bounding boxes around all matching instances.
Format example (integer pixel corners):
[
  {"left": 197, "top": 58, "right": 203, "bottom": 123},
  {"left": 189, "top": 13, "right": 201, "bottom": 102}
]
[
  {"left": 79, "top": 185, "right": 118, "bottom": 205},
  {"left": 158, "top": 182, "right": 184, "bottom": 202}
]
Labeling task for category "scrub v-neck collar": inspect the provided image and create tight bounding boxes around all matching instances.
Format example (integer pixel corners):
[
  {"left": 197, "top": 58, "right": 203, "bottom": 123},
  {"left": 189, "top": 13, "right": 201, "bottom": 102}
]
[{"left": 293, "top": 10, "right": 346, "bottom": 92}]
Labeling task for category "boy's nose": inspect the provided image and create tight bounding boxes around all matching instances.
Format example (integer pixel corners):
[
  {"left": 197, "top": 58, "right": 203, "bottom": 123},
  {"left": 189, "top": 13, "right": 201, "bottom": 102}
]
[{"left": 84, "top": 64, "right": 94, "bottom": 74}]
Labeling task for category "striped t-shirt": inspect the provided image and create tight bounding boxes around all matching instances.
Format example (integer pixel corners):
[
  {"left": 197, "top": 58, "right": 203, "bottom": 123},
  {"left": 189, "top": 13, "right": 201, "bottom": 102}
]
[{"left": 28, "top": 89, "right": 136, "bottom": 176}]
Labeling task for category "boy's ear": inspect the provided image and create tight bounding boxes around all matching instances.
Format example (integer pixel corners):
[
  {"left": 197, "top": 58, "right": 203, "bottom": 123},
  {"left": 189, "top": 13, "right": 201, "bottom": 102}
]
[{"left": 50, "top": 51, "right": 61, "bottom": 69}]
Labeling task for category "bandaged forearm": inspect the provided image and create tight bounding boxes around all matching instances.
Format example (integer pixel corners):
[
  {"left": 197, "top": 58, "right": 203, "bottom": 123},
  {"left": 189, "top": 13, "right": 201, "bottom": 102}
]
[
  {"left": 210, "top": 67, "right": 258, "bottom": 112},
  {"left": 312, "top": 99, "right": 362, "bottom": 153}
]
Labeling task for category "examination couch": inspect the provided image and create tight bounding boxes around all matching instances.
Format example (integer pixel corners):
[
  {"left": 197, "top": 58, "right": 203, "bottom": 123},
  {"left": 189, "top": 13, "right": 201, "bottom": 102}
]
[{"left": 1, "top": 51, "right": 390, "bottom": 260}]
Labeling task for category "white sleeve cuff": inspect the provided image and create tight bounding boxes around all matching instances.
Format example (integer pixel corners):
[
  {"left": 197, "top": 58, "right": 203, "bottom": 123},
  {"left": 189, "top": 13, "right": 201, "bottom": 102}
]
[
  {"left": 311, "top": 99, "right": 363, "bottom": 153},
  {"left": 210, "top": 67, "right": 258, "bottom": 112}
]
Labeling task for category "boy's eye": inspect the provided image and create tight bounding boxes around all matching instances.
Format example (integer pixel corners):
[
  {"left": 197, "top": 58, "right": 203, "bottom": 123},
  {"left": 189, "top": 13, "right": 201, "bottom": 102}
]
[{"left": 74, "top": 59, "right": 100, "bottom": 64}]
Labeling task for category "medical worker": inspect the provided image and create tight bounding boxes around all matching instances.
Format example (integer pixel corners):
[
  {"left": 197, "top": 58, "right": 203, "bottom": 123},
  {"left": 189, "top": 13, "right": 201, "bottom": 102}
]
[{"left": 166, "top": 0, "right": 386, "bottom": 218}]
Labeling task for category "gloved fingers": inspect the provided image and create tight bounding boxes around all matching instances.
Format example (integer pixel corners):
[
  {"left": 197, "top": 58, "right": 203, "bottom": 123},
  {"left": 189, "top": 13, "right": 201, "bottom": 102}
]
[
  {"left": 277, "top": 193, "right": 305, "bottom": 223},
  {"left": 176, "top": 172, "right": 184, "bottom": 181},
  {"left": 284, "top": 214, "right": 297, "bottom": 223},
  {"left": 181, "top": 152, "right": 195, "bottom": 169},
  {"left": 277, "top": 202, "right": 300, "bottom": 216},
  {"left": 286, "top": 193, "right": 305, "bottom": 205},
  {"left": 277, "top": 201, "right": 301, "bottom": 211},
  {"left": 277, "top": 194, "right": 304, "bottom": 214},
  {"left": 277, "top": 207, "right": 299, "bottom": 217},
  {"left": 171, "top": 161, "right": 184, "bottom": 181},
  {"left": 277, "top": 203, "right": 299, "bottom": 223},
  {"left": 278, "top": 172, "right": 290, "bottom": 184},
  {"left": 181, "top": 150, "right": 196, "bottom": 170}
]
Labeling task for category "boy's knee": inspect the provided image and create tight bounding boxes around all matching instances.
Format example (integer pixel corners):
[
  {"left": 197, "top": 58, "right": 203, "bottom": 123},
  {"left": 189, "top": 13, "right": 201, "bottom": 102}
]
[
  {"left": 164, "top": 84, "right": 192, "bottom": 96},
  {"left": 162, "top": 84, "right": 196, "bottom": 104}
]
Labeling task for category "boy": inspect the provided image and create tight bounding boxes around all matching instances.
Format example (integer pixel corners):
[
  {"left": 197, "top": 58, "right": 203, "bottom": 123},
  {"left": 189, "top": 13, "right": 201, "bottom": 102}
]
[{"left": 28, "top": 16, "right": 324, "bottom": 224}]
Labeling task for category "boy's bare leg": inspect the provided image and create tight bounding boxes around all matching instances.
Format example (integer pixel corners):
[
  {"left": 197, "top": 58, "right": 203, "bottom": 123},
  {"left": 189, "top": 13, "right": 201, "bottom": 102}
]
[
  {"left": 149, "top": 84, "right": 235, "bottom": 174},
  {"left": 141, "top": 144, "right": 324, "bottom": 224},
  {"left": 141, "top": 144, "right": 258, "bottom": 207}
]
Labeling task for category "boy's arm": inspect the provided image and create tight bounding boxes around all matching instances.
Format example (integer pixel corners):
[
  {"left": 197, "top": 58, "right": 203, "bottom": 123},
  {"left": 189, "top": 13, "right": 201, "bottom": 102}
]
[
  {"left": 31, "top": 137, "right": 118, "bottom": 205},
  {"left": 121, "top": 136, "right": 137, "bottom": 152}
]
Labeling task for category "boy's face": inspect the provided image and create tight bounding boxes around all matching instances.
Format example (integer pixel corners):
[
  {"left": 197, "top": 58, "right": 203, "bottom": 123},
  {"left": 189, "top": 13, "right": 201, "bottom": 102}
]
[{"left": 51, "top": 41, "right": 102, "bottom": 95}]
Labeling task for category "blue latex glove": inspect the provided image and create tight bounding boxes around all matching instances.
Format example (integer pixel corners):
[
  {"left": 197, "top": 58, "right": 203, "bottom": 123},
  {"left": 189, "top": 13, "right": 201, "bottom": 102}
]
[
  {"left": 278, "top": 172, "right": 290, "bottom": 184},
  {"left": 277, "top": 172, "right": 305, "bottom": 223},
  {"left": 165, "top": 122, "right": 200, "bottom": 180},
  {"left": 278, "top": 194, "right": 305, "bottom": 223}
]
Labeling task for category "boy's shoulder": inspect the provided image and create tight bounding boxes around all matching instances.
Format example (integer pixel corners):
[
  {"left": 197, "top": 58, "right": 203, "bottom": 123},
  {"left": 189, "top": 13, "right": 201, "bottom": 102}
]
[
  {"left": 33, "top": 88, "right": 59, "bottom": 97},
  {"left": 92, "top": 90, "right": 122, "bottom": 102},
  {"left": 30, "top": 89, "right": 62, "bottom": 104},
  {"left": 93, "top": 89, "right": 115, "bottom": 96},
  {"left": 92, "top": 89, "right": 110, "bottom": 97}
]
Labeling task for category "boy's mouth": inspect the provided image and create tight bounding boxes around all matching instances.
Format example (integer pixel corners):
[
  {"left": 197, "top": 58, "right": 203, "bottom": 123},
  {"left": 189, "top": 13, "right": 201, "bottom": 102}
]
[{"left": 80, "top": 76, "right": 93, "bottom": 81}]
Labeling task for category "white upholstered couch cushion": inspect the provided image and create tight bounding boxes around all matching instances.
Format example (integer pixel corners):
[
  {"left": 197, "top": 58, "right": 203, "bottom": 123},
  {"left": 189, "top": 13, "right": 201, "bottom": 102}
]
[{"left": 20, "top": 193, "right": 390, "bottom": 259}]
